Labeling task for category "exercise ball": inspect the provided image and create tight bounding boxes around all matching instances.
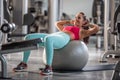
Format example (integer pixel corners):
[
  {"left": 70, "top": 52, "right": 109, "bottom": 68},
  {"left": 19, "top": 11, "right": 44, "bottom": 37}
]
[{"left": 43, "top": 41, "right": 89, "bottom": 71}]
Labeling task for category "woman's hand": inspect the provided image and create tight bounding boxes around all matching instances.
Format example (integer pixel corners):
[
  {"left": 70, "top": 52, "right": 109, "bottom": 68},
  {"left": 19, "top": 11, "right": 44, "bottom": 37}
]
[
  {"left": 82, "top": 19, "right": 89, "bottom": 27},
  {"left": 70, "top": 20, "right": 75, "bottom": 24},
  {"left": 64, "top": 20, "right": 75, "bottom": 25},
  {"left": 55, "top": 20, "right": 74, "bottom": 31}
]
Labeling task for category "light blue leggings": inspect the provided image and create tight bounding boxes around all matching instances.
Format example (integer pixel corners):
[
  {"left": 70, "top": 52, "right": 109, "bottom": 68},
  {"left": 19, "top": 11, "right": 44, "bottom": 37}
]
[{"left": 22, "top": 32, "right": 70, "bottom": 66}]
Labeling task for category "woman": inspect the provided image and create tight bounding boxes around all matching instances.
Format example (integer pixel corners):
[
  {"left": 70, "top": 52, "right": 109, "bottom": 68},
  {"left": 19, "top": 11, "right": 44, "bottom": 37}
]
[{"left": 13, "top": 12, "right": 99, "bottom": 75}]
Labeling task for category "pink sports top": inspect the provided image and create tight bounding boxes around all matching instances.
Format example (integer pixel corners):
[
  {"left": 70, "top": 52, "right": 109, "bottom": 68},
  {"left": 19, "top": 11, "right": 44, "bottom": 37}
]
[{"left": 63, "top": 26, "right": 80, "bottom": 40}]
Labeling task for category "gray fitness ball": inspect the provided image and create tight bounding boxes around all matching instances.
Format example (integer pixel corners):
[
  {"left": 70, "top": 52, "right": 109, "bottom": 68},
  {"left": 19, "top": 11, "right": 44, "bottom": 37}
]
[{"left": 43, "top": 41, "right": 89, "bottom": 71}]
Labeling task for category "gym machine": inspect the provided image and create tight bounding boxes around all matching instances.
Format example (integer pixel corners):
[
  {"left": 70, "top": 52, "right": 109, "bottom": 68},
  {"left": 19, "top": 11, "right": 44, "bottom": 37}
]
[
  {"left": 112, "top": 61, "right": 120, "bottom": 80},
  {"left": 100, "top": 0, "right": 120, "bottom": 62},
  {"left": 112, "top": 10, "right": 120, "bottom": 74},
  {"left": 0, "top": 38, "right": 42, "bottom": 80},
  {"left": 0, "top": 19, "right": 42, "bottom": 80},
  {"left": 99, "top": 0, "right": 120, "bottom": 79},
  {"left": 92, "top": 0, "right": 104, "bottom": 48},
  {"left": 0, "top": 11, "right": 42, "bottom": 80},
  {"left": 0, "top": 0, "right": 42, "bottom": 79}
]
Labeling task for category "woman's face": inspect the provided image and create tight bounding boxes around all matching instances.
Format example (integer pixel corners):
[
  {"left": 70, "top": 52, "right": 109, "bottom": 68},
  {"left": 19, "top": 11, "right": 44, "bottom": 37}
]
[{"left": 74, "top": 13, "right": 85, "bottom": 27}]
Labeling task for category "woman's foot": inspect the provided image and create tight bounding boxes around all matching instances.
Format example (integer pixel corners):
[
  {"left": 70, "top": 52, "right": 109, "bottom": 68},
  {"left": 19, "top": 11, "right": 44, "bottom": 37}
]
[
  {"left": 13, "top": 62, "right": 27, "bottom": 72},
  {"left": 40, "top": 65, "right": 53, "bottom": 76}
]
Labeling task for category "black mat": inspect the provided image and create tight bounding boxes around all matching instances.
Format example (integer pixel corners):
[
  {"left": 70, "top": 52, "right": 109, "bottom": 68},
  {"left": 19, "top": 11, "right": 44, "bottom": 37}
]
[
  {"left": 82, "top": 64, "right": 115, "bottom": 72},
  {"left": 53, "top": 64, "right": 116, "bottom": 73}
]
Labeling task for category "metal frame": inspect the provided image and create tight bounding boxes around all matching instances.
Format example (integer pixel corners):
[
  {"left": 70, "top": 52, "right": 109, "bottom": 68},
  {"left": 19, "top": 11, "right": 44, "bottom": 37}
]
[
  {"left": 100, "top": 0, "right": 120, "bottom": 62},
  {"left": 0, "top": 38, "right": 41, "bottom": 79}
]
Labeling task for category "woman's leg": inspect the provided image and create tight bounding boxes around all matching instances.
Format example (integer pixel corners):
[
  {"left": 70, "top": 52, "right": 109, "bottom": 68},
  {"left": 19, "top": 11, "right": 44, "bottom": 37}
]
[
  {"left": 44, "top": 32, "right": 70, "bottom": 66},
  {"left": 40, "top": 32, "right": 70, "bottom": 75},
  {"left": 22, "top": 33, "right": 48, "bottom": 63},
  {"left": 13, "top": 33, "right": 48, "bottom": 71}
]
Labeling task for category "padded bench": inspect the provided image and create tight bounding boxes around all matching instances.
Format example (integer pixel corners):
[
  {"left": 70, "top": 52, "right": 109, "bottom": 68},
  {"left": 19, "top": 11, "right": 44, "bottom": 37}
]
[{"left": 0, "top": 38, "right": 42, "bottom": 79}]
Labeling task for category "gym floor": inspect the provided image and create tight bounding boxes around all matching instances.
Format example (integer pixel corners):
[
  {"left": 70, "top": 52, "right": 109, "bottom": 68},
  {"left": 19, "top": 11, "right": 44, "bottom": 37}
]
[{"left": 1, "top": 36, "right": 119, "bottom": 80}]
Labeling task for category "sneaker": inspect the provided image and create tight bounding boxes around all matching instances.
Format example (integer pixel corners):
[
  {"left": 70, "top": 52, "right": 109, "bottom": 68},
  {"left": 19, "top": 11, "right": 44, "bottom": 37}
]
[
  {"left": 13, "top": 62, "right": 27, "bottom": 72},
  {"left": 40, "top": 65, "right": 53, "bottom": 76}
]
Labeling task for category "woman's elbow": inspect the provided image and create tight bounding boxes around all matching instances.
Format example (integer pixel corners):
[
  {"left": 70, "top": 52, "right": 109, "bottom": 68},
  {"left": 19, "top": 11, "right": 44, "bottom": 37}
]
[
  {"left": 55, "top": 22, "right": 59, "bottom": 27},
  {"left": 96, "top": 25, "right": 100, "bottom": 32},
  {"left": 91, "top": 25, "right": 100, "bottom": 34}
]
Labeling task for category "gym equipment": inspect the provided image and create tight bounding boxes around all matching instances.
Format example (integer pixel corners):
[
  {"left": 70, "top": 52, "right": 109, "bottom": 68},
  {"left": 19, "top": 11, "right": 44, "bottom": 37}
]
[
  {"left": 52, "top": 41, "right": 89, "bottom": 70},
  {"left": 92, "top": 0, "right": 104, "bottom": 24},
  {"left": 23, "top": 13, "right": 34, "bottom": 26},
  {"left": 1, "top": 38, "right": 41, "bottom": 53},
  {"left": 53, "top": 64, "right": 115, "bottom": 72},
  {"left": 1, "top": 23, "right": 16, "bottom": 33},
  {"left": 42, "top": 41, "right": 115, "bottom": 72},
  {"left": 3, "top": 0, "right": 11, "bottom": 22},
  {"left": 114, "top": 3, "right": 120, "bottom": 31},
  {"left": 92, "top": 0, "right": 104, "bottom": 48},
  {"left": 0, "top": 38, "right": 42, "bottom": 79},
  {"left": 112, "top": 61, "right": 120, "bottom": 80},
  {"left": 100, "top": 1, "right": 120, "bottom": 62}
]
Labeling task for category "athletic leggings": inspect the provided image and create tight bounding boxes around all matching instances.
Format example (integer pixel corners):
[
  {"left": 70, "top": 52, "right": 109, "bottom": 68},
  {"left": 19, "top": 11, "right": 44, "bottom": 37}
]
[{"left": 22, "top": 32, "right": 70, "bottom": 66}]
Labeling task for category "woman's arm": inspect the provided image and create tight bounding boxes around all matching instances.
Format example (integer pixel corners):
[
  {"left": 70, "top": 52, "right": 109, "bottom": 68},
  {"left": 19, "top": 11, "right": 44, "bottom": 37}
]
[
  {"left": 81, "top": 23, "right": 100, "bottom": 38},
  {"left": 55, "top": 20, "right": 74, "bottom": 31}
]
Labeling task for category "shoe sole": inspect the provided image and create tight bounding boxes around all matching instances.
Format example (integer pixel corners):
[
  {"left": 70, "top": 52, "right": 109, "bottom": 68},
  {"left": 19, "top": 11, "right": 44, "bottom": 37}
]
[
  {"left": 13, "top": 68, "right": 27, "bottom": 72},
  {"left": 40, "top": 72, "right": 53, "bottom": 76}
]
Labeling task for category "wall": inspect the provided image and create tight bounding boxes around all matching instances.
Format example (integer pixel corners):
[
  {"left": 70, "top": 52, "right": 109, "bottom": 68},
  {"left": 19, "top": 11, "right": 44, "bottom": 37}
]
[{"left": 62, "top": 0, "right": 93, "bottom": 19}]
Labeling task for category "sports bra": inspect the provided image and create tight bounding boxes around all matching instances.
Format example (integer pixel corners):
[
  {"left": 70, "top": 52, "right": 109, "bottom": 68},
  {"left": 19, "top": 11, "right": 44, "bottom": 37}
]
[{"left": 63, "top": 26, "right": 80, "bottom": 40}]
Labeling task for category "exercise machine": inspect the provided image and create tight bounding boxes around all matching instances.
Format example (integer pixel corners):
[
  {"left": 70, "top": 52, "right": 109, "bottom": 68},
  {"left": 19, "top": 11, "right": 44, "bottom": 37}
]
[
  {"left": 99, "top": 0, "right": 120, "bottom": 79},
  {"left": 112, "top": 61, "right": 120, "bottom": 80},
  {"left": 92, "top": 0, "right": 104, "bottom": 48},
  {"left": 0, "top": 16, "right": 42, "bottom": 80},
  {"left": 0, "top": 15, "right": 42, "bottom": 80},
  {"left": 0, "top": 18, "right": 42, "bottom": 79},
  {"left": 0, "top": 38, "right": 42, "bottom": 80},
  {"left": 0, "top": 0, "right": 42, "bottom": 79},
  {"left": 100, "top": 0, "right": 120, "bottom": 62}
]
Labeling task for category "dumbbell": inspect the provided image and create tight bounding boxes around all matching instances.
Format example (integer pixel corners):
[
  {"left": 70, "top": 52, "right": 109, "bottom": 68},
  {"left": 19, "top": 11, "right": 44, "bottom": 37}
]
[{"left": 1, "top": 23, "right": 16, "bottom": 33}]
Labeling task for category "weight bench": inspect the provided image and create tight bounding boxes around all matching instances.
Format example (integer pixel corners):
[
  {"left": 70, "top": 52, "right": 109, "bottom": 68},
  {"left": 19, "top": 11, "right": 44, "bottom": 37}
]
[
  {"left": 112, "top": 61, "right": 120, "bottom": 80},
  {"left": 0, "top": 38, "right": 42, "bottom": 80}
]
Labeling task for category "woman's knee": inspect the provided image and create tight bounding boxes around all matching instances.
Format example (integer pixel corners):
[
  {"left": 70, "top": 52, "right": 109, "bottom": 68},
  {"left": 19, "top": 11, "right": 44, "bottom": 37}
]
[
  {"left": 24, "top": 34, "right": 33, "bottom": 40},
  {"left": 45, "top": 36, "right": 53, "bottom": 43}
]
